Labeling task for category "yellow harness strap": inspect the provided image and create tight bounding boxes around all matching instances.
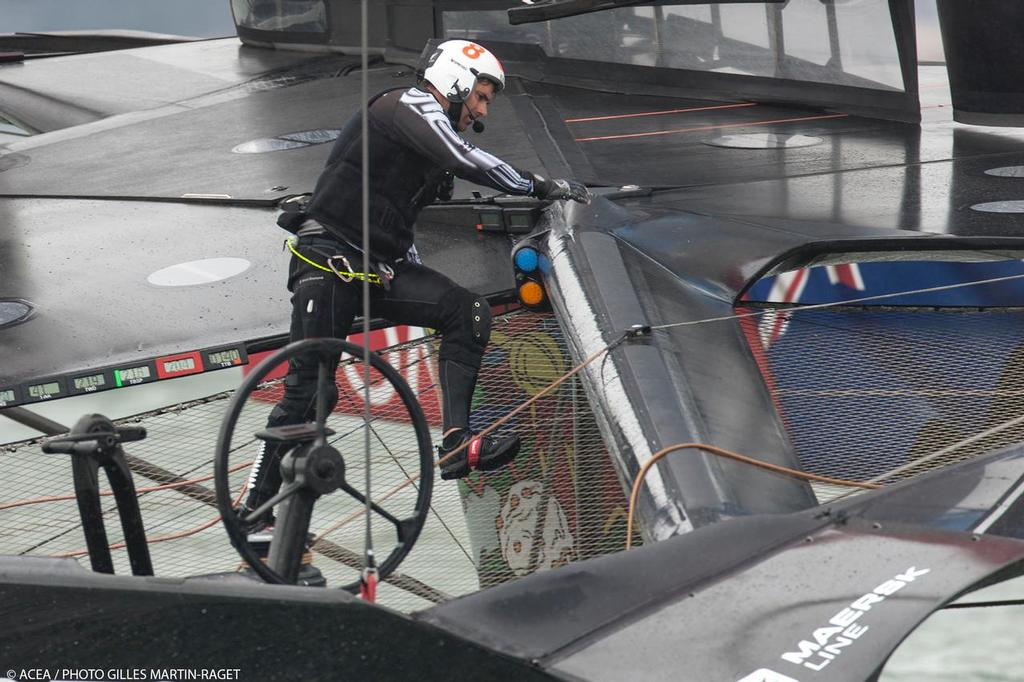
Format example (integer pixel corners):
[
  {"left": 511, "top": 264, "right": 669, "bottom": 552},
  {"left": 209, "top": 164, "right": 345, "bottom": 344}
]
[{"left": 286, "top": 239, "right": 382, "bottom": 285}]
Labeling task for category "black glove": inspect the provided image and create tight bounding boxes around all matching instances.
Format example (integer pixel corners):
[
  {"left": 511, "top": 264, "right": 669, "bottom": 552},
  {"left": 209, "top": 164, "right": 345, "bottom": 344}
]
[
  {"left": 435, "top": 171, "right": 454, "bottom": 202},
  {"left": 276, "top": 194, "right": 310, "bottom": 234},
  {"left": 530, "top": 173, "right": 591, "bottom": 204}
]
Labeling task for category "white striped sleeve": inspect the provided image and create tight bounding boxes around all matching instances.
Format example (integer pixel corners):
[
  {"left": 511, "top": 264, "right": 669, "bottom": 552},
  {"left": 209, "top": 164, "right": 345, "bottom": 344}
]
[{"left": 390, "top": 88, "right": 534, "bottom": 196}]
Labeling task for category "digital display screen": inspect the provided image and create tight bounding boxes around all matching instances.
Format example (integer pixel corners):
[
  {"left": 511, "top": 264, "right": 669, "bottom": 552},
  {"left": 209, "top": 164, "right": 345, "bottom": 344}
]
[
  {"left": 28, "top": 382, "right": 60, "bottom": 398},
  {"left": 162, "top": 358, "right": 196, "bottom": 373},
  {"left": 115, "top": 366, "right": 152, "bottom": 385},
  {"left": 509, "top": 213, "right": 530, "bottom": 228},
  {"left": 480, "top": 212, "right": 501, "bottom": 227},
  {"left": 155, "top": 351, "right": 204, "bottom": 379},
  {"left": 208, "top": 349, "right": 241, "bottom": 366},
  {"left": 202, "top": 346, "right": 247, "bottom": 372},
  {"left": 0, "top": 389, "right": 15, "bottom": 403},
  {"left": 74, "top": 374, "right": 106, "bottom": 391}
]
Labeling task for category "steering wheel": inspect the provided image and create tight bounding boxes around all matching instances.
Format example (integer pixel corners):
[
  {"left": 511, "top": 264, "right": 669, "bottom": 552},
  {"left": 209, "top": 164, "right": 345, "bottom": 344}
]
[{"left": 214, "top": 337, "right": 434, "bottom": 592}]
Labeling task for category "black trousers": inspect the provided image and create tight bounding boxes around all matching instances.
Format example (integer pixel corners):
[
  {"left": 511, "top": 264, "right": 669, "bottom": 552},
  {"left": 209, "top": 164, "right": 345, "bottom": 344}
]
[{"left": 244, "top": 237, "right": 491, "bottom": 513}]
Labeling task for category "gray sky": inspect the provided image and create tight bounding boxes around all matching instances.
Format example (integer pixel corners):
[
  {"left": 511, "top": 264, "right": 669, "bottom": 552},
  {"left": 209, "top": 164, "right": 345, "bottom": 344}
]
[
  {"left": 0, "top": 0, "right": 236, "bottom": 37},
  {"left": 915, "top": 0, "right": 944, "bottom": 61}
]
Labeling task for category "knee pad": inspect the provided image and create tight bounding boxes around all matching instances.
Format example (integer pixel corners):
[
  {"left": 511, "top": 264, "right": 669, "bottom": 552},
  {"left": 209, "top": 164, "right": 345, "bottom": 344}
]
[
  {"left": 437, "top": 291, "right": 492, "bottom": 367},
  {"left": 470, "top": 294, "right": 492, "bottom": 350}
]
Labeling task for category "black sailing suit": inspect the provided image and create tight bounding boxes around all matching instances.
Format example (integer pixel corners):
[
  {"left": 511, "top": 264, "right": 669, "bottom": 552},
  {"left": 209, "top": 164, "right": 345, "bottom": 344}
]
[{"left": 245, "top": 86, "right": 537, "bottom": 512}]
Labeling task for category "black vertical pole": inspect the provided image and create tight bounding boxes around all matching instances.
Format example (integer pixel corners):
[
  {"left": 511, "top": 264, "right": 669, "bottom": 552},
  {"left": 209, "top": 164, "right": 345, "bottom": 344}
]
[{"left": 936, "top": 0, "right": 1024, "bottom": 125}]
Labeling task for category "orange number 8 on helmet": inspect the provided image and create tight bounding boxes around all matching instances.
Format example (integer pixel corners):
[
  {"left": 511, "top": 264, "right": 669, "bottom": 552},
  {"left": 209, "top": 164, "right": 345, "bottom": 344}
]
[{"left": 462, "top": 43, "right": 485, "bottom": 60}]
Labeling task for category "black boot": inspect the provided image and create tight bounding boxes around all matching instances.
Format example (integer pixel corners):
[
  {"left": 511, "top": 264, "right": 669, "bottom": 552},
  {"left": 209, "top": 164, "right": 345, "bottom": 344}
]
[{"left": 438, "top": 428, "right": 520, "bottom": 480}]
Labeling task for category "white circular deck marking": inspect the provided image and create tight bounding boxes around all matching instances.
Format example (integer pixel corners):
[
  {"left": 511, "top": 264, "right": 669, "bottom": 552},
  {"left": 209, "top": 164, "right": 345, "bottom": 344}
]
[
  {"left": 984, "top": 166, "right": 1024, "bottom": 178},
  {"left": 147, "top": 258, "right": 251, "bottom": 286},
  {"left": 0, "top": 299, "right": 32, "bottom": 328},
  {"left": 970, "top": 201, "right": 1024, "bottom": 213},
  {"left": 704, "top": 133, "right": 823, "bottom": 149}
]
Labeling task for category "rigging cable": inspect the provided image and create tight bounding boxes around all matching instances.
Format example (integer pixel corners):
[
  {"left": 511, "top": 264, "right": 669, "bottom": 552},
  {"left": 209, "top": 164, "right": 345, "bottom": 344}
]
[
  {"left": 830, "top": 410, "right": 1024, "bottom": 502},
  {"left": 312, "top": 335, "right": 629, "bottom": 542},
  {"left": 943, "top": 599, "right": 1024, "bottom": 609},
  {"left": 650, "top": 271, "right": 1024, "bottom": 333},
  {"left": 358, "top": 0, "right": 377, "bottom": 604},
  {"left": 316, "top": 271, "right": 1024, "bottom": 546},
  {"left": 14, "top": 266, "right": 1024, "bottom": 594}
]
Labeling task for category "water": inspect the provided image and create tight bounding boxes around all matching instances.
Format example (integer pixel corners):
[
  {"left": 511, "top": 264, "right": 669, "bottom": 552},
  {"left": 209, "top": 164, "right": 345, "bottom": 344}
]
[{"left": 881, "top": 578, "right": 1024, "bottom": 681}]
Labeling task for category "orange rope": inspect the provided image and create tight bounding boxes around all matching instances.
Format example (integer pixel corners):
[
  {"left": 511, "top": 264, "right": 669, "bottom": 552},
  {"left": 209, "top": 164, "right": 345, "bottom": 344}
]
[
  {"left": 53, "top": 515, "right": 223, "bottom": 558},
  {"left": 315, "top": 339, "right": 621, "bottom": 542},
  {"left": 625, "top": 443, "right": 880, "bottom": 549},
  {"left": 434, "top": 342, "right": 614, "bottom": 469},
  {"left": 13, "top": 327, "right": 875, "bottom": 567},
  {"left": 51, "top": 483, "right": 249, "bottom": 559},
  {"left": 0, "top": 459, "right": 253, "bottom": 511}
]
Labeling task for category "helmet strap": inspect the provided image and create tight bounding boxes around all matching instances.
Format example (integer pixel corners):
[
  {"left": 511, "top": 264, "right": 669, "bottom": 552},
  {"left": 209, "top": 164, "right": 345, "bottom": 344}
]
[{"left": 447, "top": 99, "right": 464, "bottom": 129}]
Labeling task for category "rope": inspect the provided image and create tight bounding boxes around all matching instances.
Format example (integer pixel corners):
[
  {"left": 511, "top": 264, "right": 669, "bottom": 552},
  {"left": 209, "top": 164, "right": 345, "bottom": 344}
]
[
  {"left": 15, "top": 263, "right": 1024, "bottom": 572},
  {"left": 361, "top": 415, "right": 476, "bottom": 566},
  {"left": 311, "top": 319, "right": 875, "bottom": 547},
  {"left": 0, "top": 459, "right": 253, "bottom": 511},
  {"left": 435, "top": 330, "right": 632, "bottom": 468},
  {"left": 313, "top": 265, "right": 1024, "bottom": 544},
  {"left": 52, "top": 481, "right": 250, "bottom": 559},
  {"left": 53, "top": 514, "right": 224, "bottom": 559},
  {"left": 652, "top": 271, "right": 1024, "bottom": 333},
  {"left": 312, "top": 331, "right": 629, "bottom": 542},
  {"left": 625, "top": 443, "right": 879, "bottom": 549},
  {"left": 829, "top": 408, "right": 1024, "bottom": 503}
]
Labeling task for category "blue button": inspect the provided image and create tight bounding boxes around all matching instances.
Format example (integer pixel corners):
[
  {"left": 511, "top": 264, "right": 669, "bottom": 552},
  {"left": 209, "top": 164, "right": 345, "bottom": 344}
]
[{"left": 514, "top": 247, "right": 539, "bottom": 273}]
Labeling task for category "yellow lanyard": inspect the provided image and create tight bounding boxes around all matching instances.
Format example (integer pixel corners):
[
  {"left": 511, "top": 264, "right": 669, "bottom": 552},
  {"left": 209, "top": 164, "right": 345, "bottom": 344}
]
[{"left": 286, "top": 239, "right": 381, "bottom": 285}]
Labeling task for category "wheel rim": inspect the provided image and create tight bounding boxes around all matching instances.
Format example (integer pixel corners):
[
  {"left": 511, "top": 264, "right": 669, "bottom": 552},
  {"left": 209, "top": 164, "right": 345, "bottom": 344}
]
[{"left": 214, "top": 337, "right": 434, "bottom": 592}]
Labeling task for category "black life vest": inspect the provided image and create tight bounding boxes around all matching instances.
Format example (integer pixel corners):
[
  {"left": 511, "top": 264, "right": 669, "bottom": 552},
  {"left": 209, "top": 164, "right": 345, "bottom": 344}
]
[{"left": 305, "top": 87, "right": 447, "bottom": 261}]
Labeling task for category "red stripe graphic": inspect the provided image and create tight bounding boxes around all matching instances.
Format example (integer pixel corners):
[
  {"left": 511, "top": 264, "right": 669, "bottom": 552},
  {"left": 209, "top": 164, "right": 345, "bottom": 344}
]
[
  {"left": 574, "top": 113, "right": 849, "bottom": 143},
  {"left": 565, "top": 102, "right": 757, "bottom": 124}
]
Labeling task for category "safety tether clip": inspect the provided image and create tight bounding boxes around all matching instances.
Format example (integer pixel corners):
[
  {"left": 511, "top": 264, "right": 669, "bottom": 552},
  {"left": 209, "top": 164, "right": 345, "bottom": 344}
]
[{"left": 286, "top": 239, "right": 382, "bottom": 285}]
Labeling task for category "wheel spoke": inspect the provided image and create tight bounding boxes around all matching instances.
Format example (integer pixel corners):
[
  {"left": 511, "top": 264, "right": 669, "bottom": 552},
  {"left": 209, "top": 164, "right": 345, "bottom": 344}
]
[
  {"left": 339, "top": 481, "right": 403, "bottom": 529},
  {"left": 315, "top": 358, "right": 331, "bottom": 434},
  {"left": 241, "top": 481, "right": 303, "bottom": 525}
]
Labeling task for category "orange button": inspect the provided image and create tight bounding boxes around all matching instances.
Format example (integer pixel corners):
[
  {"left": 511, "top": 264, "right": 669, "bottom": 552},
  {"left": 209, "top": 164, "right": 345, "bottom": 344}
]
[{"left": 518, "top": 281, "right": 545, "bottom": 306}]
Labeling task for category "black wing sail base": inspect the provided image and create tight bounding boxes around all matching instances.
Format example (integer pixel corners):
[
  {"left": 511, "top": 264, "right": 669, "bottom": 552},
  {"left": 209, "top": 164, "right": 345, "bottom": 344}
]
[{"left": 419, "top": 442, "right": 1024, "bottom": 681}]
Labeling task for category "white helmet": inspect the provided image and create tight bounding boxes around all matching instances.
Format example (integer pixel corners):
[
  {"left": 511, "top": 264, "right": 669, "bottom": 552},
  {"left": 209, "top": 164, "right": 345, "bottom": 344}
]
[{"left": 422, "top": 39, "right": 505, "bottom": 103}]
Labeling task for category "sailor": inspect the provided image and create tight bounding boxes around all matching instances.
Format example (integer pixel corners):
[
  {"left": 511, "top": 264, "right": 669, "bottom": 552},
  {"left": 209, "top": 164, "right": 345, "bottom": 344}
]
[{"left": 242, "top": 39, "right": 590, "bottom": 523}]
